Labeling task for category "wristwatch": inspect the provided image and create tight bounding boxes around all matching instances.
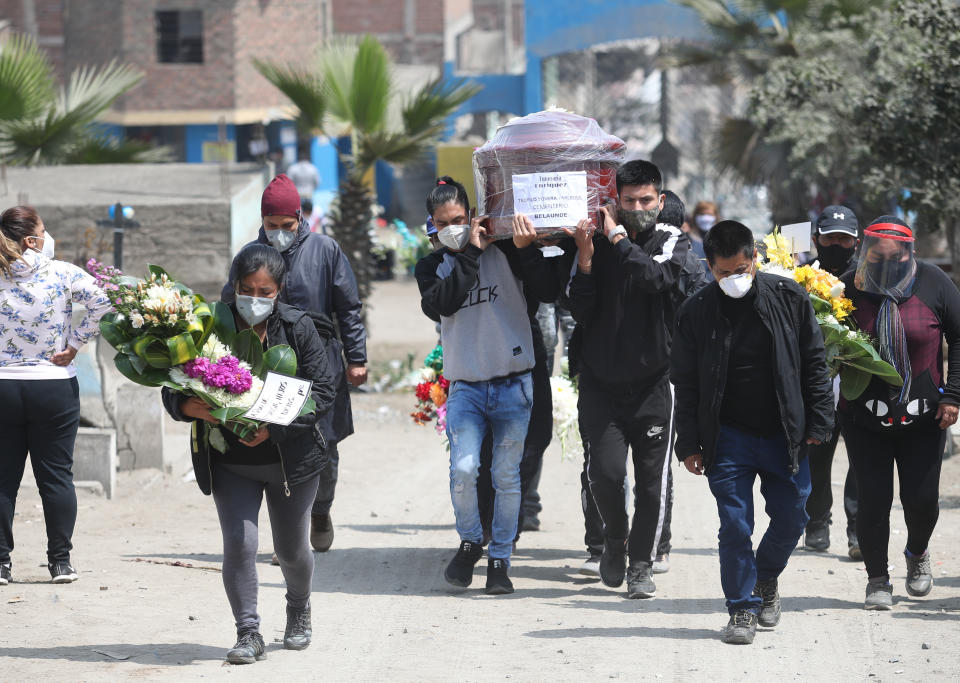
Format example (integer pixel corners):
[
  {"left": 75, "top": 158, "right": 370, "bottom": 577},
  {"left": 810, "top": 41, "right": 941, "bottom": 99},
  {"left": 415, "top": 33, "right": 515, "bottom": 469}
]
[{"left": 607, "top": 225, "right": 627, "bottom": 243}]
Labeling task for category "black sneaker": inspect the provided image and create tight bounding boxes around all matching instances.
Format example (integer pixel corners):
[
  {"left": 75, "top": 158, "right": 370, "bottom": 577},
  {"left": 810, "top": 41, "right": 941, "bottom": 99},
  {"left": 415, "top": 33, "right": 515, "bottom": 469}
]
[
  {"left": 283, "top": 603, "right": 311, "bottom": 650},
  {"left": 49, "top": 561, "right": 78, "bottom": 583},
  {"left": 485, "top": 558, "right": 514, "bottom": 595},
  {"left": 310, "top": 513, "right": 334, "bottom": 552},
  {"left": 444, "top": 540, "right": 483, "bottom": 587},
  {"left": 599, "top": 538, "right": 627, "bottom": 588},
  {"left": 626, "top": 560, "right": 656, "bottom": 599},
  {"left": 722, "top": 610, "right": 757, "bottom": 644},
  {"left": 804, "top": 526, "right": 829, "bottom": 552},
  {"left": 521, "top": 514, "right": 541, "bottom": 532},
  {"left": 864, "top": 577, "right": 893, "bottom": 610},
  {"left": 753, "top": 578, "right": 781, "bottom": 627},
  {"left": 226, "top": 630, "right": 266, "bottom": 664},
  {"left": 904, "top": 549, "right": 933, "bottom": 597},
  {"left": 0, "top": 562, "right": 11, "bottom": 585}
]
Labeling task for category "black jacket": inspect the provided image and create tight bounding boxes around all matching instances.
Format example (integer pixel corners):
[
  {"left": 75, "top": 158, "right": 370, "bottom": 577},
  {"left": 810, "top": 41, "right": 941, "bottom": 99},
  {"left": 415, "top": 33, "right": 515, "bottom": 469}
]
[
  {"left": 222, "top": 218, "right": 363, "bottom": 442},
  {"left": 670, "top": 273, "right": 835, "bottom": 474},
  {"left": 162, "top": 302, "right": 337, "bottom": 495},
  {"left": 560, "top": 223, "right": 690, "bottom": 386}
]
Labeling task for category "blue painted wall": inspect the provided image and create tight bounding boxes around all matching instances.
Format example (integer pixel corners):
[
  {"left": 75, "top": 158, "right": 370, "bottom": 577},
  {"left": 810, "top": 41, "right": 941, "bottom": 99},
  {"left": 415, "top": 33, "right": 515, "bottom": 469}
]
[{"left": 185, "top": 123, "right": 236, "bottom": 163}]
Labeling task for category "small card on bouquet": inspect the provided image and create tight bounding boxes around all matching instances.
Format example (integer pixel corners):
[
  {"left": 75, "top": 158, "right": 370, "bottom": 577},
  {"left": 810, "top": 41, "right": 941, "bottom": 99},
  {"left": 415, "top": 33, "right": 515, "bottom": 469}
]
[{"left": 242, "top": 371, "right": 313, "bottom": 426}]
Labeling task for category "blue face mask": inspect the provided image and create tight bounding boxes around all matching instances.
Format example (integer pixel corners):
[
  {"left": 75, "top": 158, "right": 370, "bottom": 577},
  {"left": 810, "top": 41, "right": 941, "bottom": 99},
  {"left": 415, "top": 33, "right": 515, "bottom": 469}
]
[
  {"left": 236, "top": 295, "right": 275, "bottom": 326},
  {"left": 264, "top": 228, "right": 296, "bottom": 252}
]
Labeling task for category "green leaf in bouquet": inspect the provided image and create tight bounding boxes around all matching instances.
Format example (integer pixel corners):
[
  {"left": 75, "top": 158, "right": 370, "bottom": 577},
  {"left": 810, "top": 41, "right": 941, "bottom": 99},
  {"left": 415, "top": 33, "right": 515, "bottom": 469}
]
[
  {"left": 99, "top": 316, "right": 131, "bottom": 350},
  {"left": 116, "top": 275, "right": 140, "bottom": 288},
  {"left": 263, "top": 344, "right": 298, "bottom": 377},
  {"left": 809, "top": 294, "right": 832, "bottom": 315},
  {"left": 844, "top": 357, "right": 903, "bottom": 386},
  {"left": 114, "top": 352, "right": 169, "bottom": 387},
  {"left": 212, "top": 301, "right": 237, "bottom": 345},
  {"left": 818, "top": 322, "right": 844, "bottom": 346},
  {"left": 125, "top": 350, "right": 147, "bottom": 374},
  {"left": 208, "top": 426, "right": 228, "bottom": 454},
  {"left": 166, "top": 331, "right": 200, "bottom": 366},
  {"left": 211, "top": 406, "right": 248, "bottom": 422},
  {"left": 132, "top": 334, "right": 173, "bottom": 368},
  {"left": 839, "top": 365, "right": 871, "bottom": 401},
  {"left": 231, "top": 328, "right": 263, "bottom": 374},
  {"left": 299, "top": 396, "right": 317, "bottom": 416},
  {"left": 146, "top": 264, "right": 171, "bottom": 280}
]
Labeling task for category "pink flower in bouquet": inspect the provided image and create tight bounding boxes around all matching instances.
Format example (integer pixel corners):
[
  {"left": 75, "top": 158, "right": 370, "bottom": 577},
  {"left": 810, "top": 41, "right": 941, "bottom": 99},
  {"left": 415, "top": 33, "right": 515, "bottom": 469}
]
[
  {"left": 183, "top": 355, "right": 254, "bottom": 395},
  {"left": 184, "top": 356, "right": 212, "bottom": 379},
  {"left": 435, "top": 403, "right": 447, "bottom": 436}
]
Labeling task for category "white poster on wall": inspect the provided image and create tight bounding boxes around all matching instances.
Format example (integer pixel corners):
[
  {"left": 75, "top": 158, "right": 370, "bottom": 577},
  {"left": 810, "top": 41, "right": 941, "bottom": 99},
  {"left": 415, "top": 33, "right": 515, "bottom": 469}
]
[{"left": 511, "top": 171, "right": 589, "bottom": 229}]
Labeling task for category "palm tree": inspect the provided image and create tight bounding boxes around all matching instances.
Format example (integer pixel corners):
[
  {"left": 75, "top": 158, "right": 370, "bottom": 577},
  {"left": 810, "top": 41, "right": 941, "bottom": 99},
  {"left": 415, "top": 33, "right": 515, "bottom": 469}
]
[
  {"left": 0, "top": 31, "right": 165, "bottom": 165},
  {"left": 665, "top": 0, "right": 883, "bottom": 224},
  {"left": 254, "top": 36, "right": 480, "bottom": 305}
]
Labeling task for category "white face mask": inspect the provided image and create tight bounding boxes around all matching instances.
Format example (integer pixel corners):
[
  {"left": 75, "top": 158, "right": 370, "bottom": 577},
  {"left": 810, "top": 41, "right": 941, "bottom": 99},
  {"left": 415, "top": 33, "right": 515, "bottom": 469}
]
[
  {"left": 27, "top": 232, "right": 55, "bottom": 259},
  {"left": 696, "top": 214, "right": 717, "bottom": 232},
  {"left": 437, "top": 224, "right": 471, "bottom": 251},
  {"left": 718, "top": 272, "right": 754, "bottom": 299},
  {"left": 264, "top": 228, "right": 296, "bottom": 252},
  {"left": 236, "top": 295, "right": 275, "bottom": 326}
]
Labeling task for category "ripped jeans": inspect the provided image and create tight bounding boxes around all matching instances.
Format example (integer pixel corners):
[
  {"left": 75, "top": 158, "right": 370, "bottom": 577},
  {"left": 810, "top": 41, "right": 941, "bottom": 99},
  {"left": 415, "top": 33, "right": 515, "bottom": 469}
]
[{"left": 445, "top": 373, "right": 533, "bottom": 560}]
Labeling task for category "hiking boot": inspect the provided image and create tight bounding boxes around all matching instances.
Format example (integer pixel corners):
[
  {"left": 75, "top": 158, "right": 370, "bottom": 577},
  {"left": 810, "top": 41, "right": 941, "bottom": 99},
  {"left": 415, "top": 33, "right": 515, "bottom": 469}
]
[
  {"left": 226, "top": 630, "right": 266, "bottom": 664},
  {"left": 721, "top": 610, "right": 757, "bottom": 645},
  {"left": 485, "top": 558, "right": 514, "bottom": 595},
  {"left": 48, "top": 561, "right": 78, "bottom": 584},
  {"left": 652, "top": 553, "right": 670, "bottom": 574},
  {"left": 804, "top": 526, "right": 829, "bottom": 552},
  {"left": 848, "top": 542, "right": 862, "bottom": 561},
  {"left": 444, "top": 540, "right": 483, "bottom": 587},
  {"left": 904, "top": 549, "right": 933, "bottom": 597},
  {"left": 521, "top": 514, "right": 541, "bottom": 532},
  {"left": 864, "top": 577, "right": 893, "bottom": 610},
  {"left": 0, "top": 562, "right": 10, "bottom": 585},
  {"left": 626, "top": 560, "right": 656, "bottom": 599},
  {"left": 283, "top": 603, "right": 312, "bottom": 650},
  {"left": 599, "top": 538, "right": 627, "bottom": 588},
  {"left": 310, "top": 513, "right": 334, "bottom": 552},
  {"left": 753, "top": 578, "right": 781, "bottom": 627},
  {"left": 579, "top": 551, "right": 602, "bottom": 577}
]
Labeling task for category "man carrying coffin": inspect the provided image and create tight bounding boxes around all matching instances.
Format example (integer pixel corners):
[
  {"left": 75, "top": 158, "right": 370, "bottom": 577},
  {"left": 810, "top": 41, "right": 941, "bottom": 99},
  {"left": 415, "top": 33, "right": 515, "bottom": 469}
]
[
  {"left": 560, "top": 160, "right": 690, "bottom": 599},
  {"left": 417, "top": 192, "right": 558, "bottom": 594}
]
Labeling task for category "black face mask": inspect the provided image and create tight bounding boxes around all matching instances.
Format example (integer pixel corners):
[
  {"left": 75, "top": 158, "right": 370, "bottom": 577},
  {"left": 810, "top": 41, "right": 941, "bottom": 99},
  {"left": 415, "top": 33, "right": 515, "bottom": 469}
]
[{"left": 817, "top": 244, "right": 856, "bottom": 274}]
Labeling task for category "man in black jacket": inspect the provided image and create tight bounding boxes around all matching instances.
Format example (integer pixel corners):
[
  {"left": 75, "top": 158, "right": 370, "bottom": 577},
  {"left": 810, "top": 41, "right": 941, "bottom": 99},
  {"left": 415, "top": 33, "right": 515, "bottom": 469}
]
[
  {"left": 560, "top": 160, "right": 690, "bottom": 599},
  {"left": 222, "top": 173, "right": 367, "bottom": 553},
  {"left": 671, "top": 220, "right": 834, "bottom": 645}
]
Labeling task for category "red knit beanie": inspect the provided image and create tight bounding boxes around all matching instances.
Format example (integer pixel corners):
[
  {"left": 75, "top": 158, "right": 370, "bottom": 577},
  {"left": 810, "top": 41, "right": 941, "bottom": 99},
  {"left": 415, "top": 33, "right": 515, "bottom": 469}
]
[{"left": 261, "top": 174, "right": 301, "bottom": 218}]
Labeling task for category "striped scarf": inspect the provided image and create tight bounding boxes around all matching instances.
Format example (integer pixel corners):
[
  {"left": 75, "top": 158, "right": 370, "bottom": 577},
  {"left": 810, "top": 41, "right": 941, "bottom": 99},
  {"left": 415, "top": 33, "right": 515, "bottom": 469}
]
[{"left": 876, "top": 297, "right": 911, "bottom": 404}]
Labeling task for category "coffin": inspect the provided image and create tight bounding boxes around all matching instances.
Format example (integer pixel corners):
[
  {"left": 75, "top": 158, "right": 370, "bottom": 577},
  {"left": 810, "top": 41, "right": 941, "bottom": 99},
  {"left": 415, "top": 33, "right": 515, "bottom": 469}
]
[{"left": 473, "top": 110, "right": 626, "bottom": 238}]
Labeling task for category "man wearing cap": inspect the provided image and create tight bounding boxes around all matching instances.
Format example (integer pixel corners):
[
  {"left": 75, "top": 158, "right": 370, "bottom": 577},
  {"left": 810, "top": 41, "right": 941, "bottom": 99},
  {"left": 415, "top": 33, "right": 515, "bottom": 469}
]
[
  {"left": 803, "top": 205, "right": 862, "bottom": 558},
  {"left": 222, "top": 173, "right": 367, "bottom": 553}
]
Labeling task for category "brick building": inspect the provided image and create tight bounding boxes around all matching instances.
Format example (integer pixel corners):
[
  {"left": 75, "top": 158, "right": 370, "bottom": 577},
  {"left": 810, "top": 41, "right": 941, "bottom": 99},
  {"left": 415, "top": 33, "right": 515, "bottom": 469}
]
[{"left": 0, "top": 0, "right": 65, "bottom": 79}]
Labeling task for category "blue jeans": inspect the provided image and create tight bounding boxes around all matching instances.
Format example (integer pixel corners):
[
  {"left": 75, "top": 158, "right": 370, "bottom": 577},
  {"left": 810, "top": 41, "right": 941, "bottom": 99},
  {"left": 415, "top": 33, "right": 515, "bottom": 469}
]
[
  {"left": 707, "top": 425, "right": 811, "bottom": 615},
  {"left": 445, "top": 373, "right": 533, "bottom": 560}
]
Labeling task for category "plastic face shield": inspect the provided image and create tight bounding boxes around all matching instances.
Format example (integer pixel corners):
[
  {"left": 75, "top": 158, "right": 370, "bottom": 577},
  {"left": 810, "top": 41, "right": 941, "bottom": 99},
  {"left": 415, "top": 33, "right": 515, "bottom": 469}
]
[{"left": 854, "top": 223, "right": 916, "bottom": 296}]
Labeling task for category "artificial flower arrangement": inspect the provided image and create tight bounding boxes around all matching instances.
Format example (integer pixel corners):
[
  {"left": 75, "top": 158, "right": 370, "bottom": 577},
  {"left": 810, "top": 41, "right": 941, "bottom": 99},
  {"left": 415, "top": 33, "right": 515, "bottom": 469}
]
[
  {"left": 411, "top": 344, "right": 449, "bottom": 445},
  {"left": 550, "top": 357, "right": 581, "bottom": 461},
  {"left": 88, "top": 260, "right": 314, "bottom": 446},
  {"left": 759, "top": 230, "right": 902, "bottom": 400}
]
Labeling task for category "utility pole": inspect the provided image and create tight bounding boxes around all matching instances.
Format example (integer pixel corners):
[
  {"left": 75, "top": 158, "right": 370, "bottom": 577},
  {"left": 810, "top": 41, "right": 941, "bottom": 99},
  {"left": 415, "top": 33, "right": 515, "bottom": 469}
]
[{"left": 96, "top": 203, "right": 140, "bottom": 271}]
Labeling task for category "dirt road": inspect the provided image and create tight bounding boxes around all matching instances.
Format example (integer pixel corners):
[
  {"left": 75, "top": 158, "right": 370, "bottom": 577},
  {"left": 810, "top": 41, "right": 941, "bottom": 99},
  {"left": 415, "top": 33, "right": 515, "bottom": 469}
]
[{"left": 3, "top": 278, "right": 960, "bottom": 681}]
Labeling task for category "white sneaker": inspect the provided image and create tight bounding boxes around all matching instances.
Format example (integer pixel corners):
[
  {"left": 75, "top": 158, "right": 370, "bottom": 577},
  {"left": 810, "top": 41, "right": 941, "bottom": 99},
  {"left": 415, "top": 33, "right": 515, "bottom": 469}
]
[
  {"left": 652, "top": 553, "right": 670, "bottom": 574},
  {"left": 579, "top": 553, "right": 601, "bottom": 577}
]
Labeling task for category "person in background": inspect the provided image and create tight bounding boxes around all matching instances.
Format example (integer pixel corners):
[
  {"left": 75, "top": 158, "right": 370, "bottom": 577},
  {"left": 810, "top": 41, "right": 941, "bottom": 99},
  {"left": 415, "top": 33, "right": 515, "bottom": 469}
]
[
  {"left": 223, "top": 174, "right": 367, "bottom": 554},
  {"left": 286, "top": 147, "right": 320, "bottom": 200},
  {"left": 165, "top": 244, "right": 336, "bottom": 663},
  {"left": 560, "top": 160, "right": 690, "bottom": 599},
  {"left": 0, "top": 206, "right": 113, "bottom": 586},
  {"left": 689, "top": 200, "right": 719, "bottom": 282},
  {"left": 302, "top": 199, "right": 323, "bottom": 234},
  {"left": 671, "top": 220, "right": 833, "bottom": 645},
  {"left": 803, "top": 205, "right": 861, "bottom": 558},
  {"left": 838, "top": 217, "right": 960, "bottom": 610}
]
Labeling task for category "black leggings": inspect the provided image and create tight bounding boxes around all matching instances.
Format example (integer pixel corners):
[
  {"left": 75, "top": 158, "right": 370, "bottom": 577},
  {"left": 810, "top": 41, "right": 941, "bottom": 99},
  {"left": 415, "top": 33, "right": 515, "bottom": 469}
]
[
  {"left": 0, "top": 377, "right": 81, "bottom": 564},
  {"left": 841, "top": 415, "right": 945, "bottom": 580}
]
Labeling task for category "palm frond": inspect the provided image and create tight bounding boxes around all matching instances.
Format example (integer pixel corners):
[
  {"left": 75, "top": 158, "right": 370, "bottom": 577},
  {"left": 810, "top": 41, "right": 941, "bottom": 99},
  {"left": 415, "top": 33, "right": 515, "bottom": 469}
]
[
  {"left": 319, "top": 37, "right": 360, "bottom": 127},
  {"left": 59, "top": 60, "right": 142, "bottom": 124},
  {"left": 64, "top": 134, "right": 172, "bottom": 164},
  {"left": 402, "top": 78, "right": 482, "bottom": 138},
  {"left": 0, "top": 32, "right": 54, "bottom": 121},
  {"left": 252, "top": 57, "right": 326, "bottom": 136},
  {"left": 354, "top": 130, "right": 433, "bottom": 173},
  {"left": 347, "top": 35, "right": 391, "bottom": 134}
]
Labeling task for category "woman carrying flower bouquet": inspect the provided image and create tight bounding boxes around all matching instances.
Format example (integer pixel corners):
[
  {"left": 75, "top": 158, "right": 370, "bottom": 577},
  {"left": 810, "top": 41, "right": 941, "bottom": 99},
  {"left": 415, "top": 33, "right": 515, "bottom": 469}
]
[
  {"left": 162, "top": 244, "right": 336, "bottom": 663},
  {"left": 839, "top": 217, "right": 960, "bottom": 610},
  {"left": 0, "top": 206, "right": 113, "bottom": 586}
]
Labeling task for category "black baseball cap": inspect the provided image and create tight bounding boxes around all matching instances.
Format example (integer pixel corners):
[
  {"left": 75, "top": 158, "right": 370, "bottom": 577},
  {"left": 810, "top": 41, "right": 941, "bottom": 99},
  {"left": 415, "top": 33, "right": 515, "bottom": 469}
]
[{"left": 816, "top": 205, "right": 858, "bottom": 237}]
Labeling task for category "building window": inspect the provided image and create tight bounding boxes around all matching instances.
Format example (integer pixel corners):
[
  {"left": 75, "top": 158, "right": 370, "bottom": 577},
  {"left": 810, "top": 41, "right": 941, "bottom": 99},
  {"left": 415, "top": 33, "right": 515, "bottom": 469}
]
[{"left": 155, "top": 10, "right": 203, "bottom": 64}]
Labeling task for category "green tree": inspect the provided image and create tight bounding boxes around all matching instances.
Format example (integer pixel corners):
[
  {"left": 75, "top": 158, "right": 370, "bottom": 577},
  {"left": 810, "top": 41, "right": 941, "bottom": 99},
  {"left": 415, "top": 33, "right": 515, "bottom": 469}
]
[
  {"left": 748, "top": 0, "right": 960, "bottom": 271},
  {"left": 666, "top": 0, "right": 883, "bottom": 225},
  {"left": 254, "top": 36, "right": 480, "bottom": 305},
  {"left": 0, "top": 31, "right": 165, "bottom": 165}
]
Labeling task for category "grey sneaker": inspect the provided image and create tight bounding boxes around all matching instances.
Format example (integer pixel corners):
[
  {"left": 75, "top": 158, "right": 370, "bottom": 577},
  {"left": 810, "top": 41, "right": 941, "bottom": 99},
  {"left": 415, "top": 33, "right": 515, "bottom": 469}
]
[
  {"left": 579, "top": 552, "right": 601, "bottom": 577},
  {"left": 864, "top": 578, "right": 893, "bottom": 610},
  {"left": 283, "top": 603, "right": 311, "bottom": 650},
  {"left": 804, "top": 526, "right": 829, "bottom": 552},
  {"left": 848, "top": 542, "right": 862, "bottom": 561},
  {"left": 226, "top": 630, "right": 266, "bottom": 664},
  {"left": 652, "top": 553, "right": 670, "bottom": 574},
  {"left": 904, "top": 550, "right": 933, "bottom": 597},
  {"left": 721, "top": 610, "right": 757, "bottom": 645},
  {"left": 626, "top": 560, "right": 656, "bottom": 599},
  {"left": 49, "top": 561, "right": 78, "bottom": 584},
  {"left": 753, "top": 578, "right": 781, "bottom": 627}
]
